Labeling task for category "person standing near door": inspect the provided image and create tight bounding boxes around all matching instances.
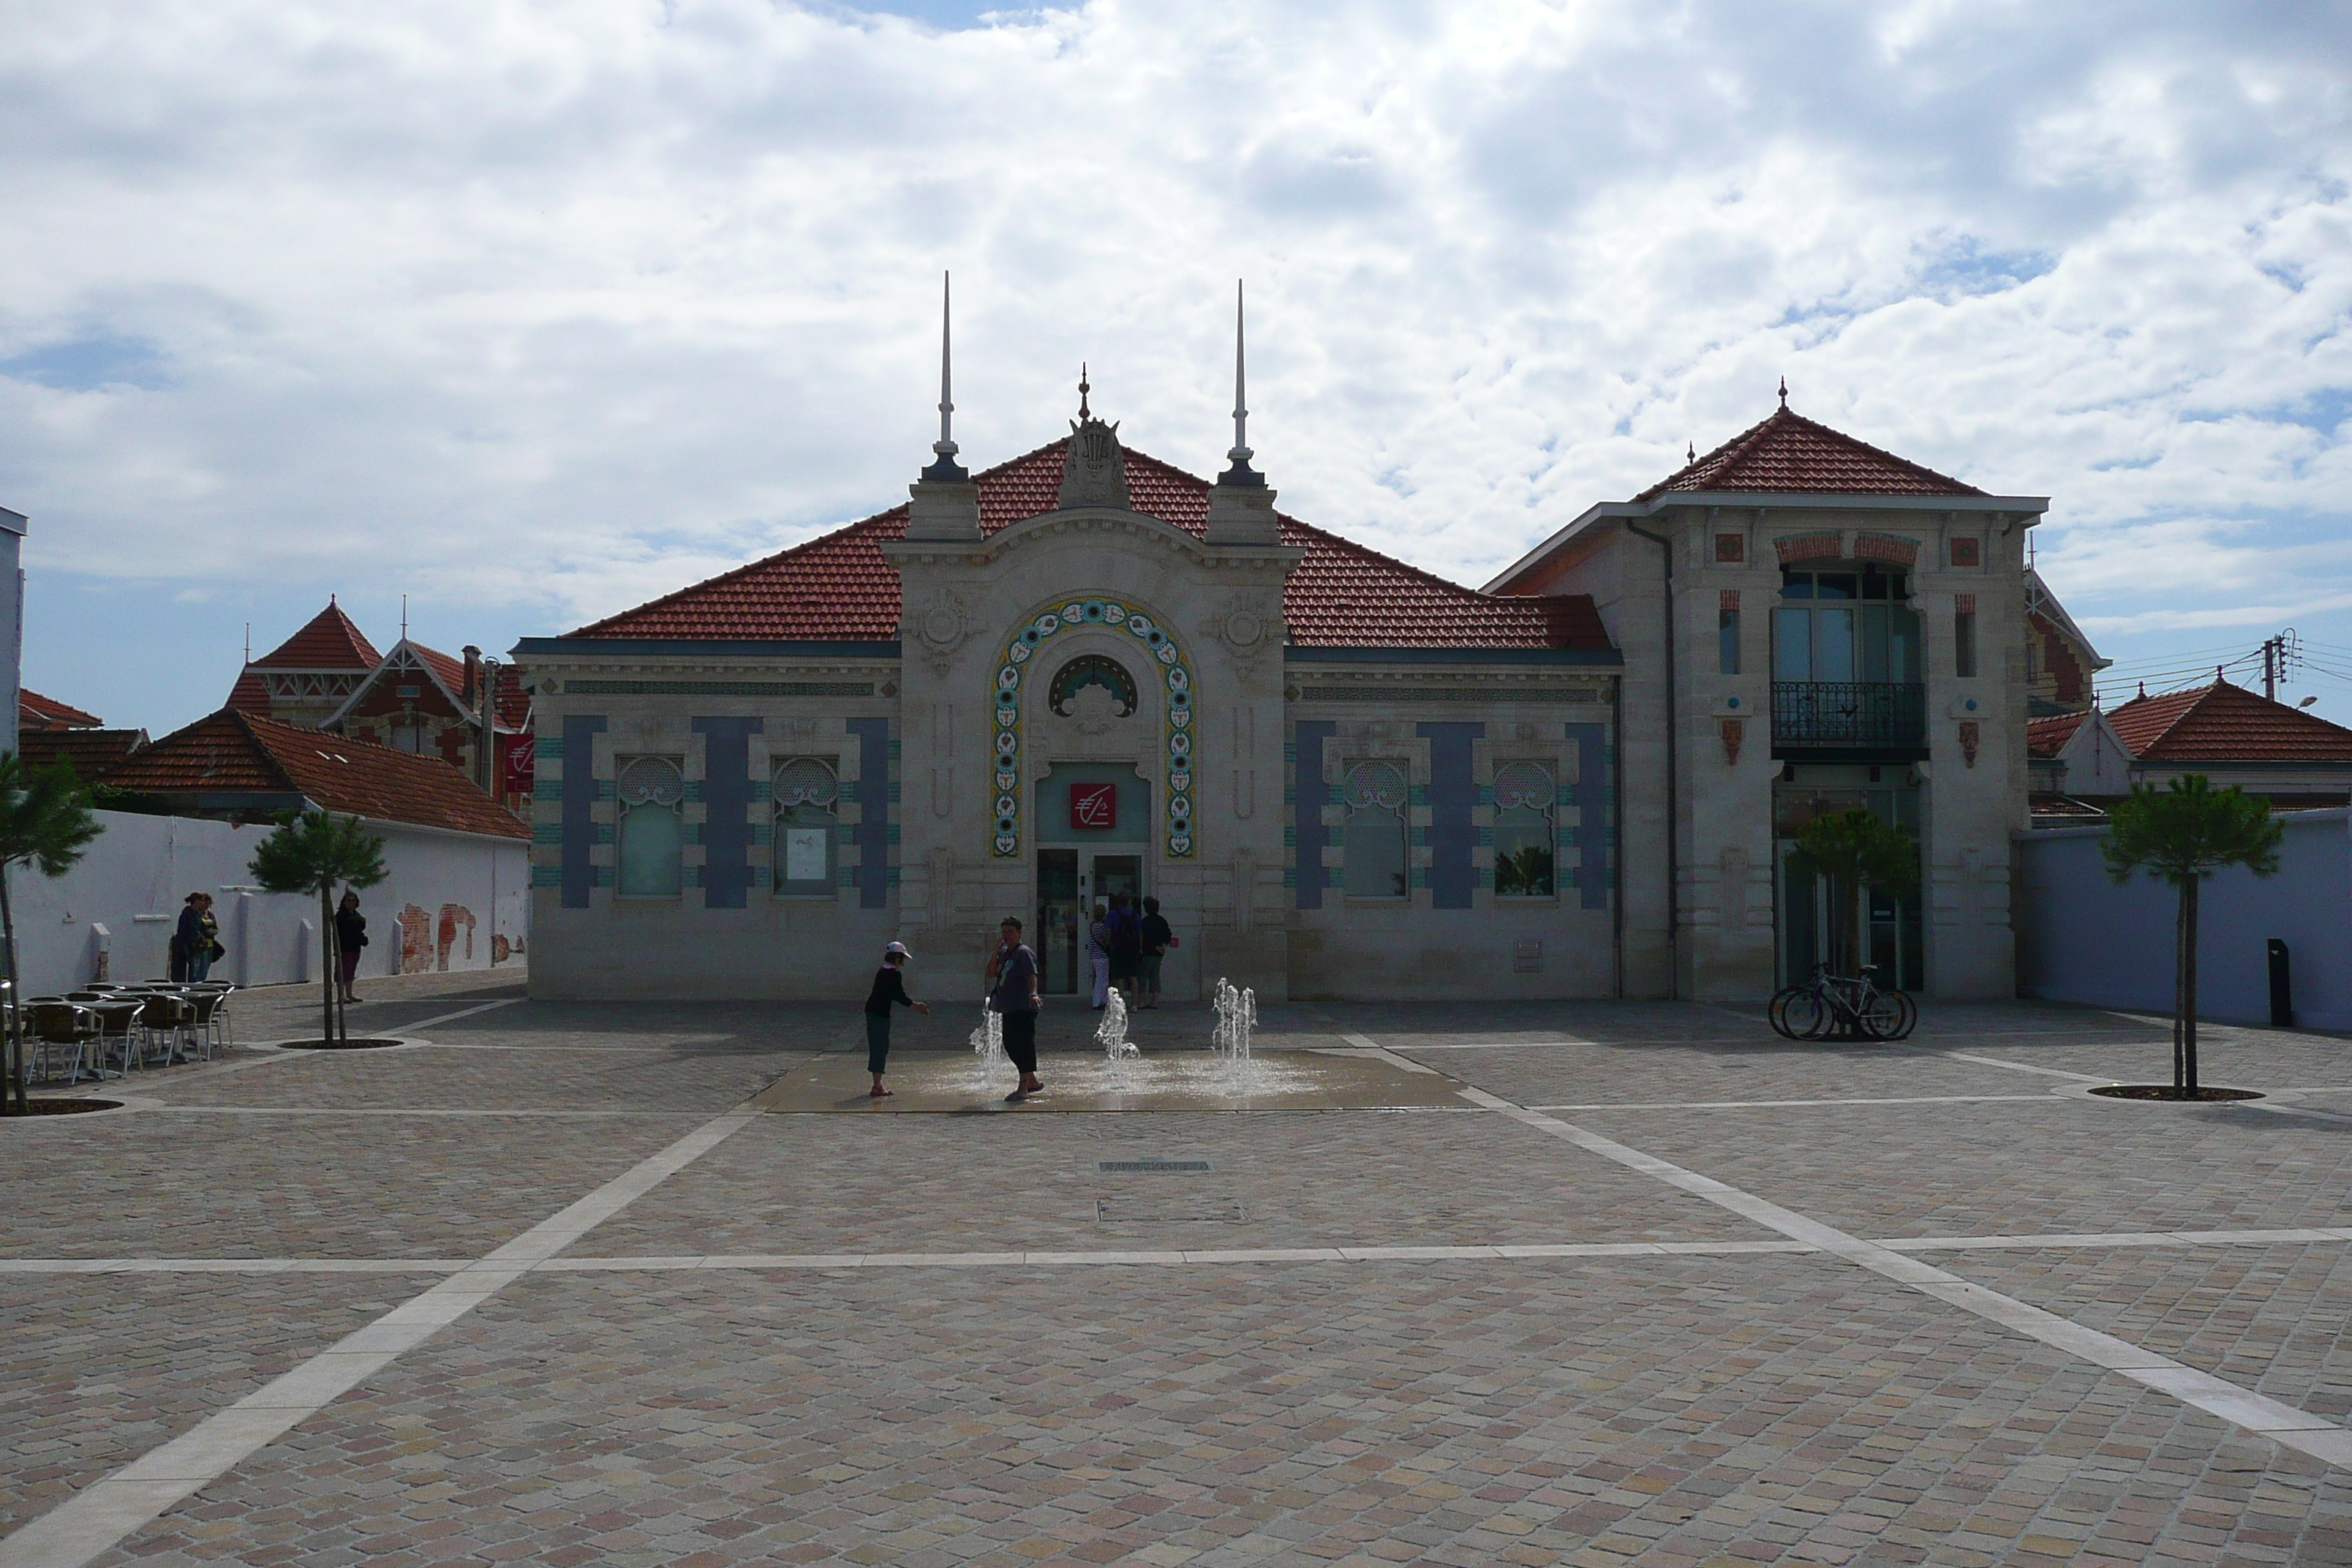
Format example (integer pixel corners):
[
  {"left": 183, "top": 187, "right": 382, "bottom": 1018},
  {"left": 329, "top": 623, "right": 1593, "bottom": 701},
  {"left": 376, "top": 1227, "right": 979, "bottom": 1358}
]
[
  {"left": 334, "top": 892, "right": 369, "bottom": 1003},
  {"left": 1085, "top": 900, "right": 1112, "bottom": 1011},
  {"left": 1107, "top": 891, "right": 1141, "bottom": 1009},
  {"left": 987, "top": 916, "right": 1044, "bottom": 1102},
  {"left": 1137, "top": 896, "right": 1175, "bottom": 1010}
]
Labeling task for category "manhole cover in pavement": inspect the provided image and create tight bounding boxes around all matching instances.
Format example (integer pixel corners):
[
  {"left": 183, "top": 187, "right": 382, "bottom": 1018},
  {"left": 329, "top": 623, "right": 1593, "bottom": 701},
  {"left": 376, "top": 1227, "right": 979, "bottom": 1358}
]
[
  {"left": 1098, "top": 1159, "right": 1212, "bottom": 1172},
  {"left": 1096, "top": 1198, "right": 1247, "bottom": 1224}
]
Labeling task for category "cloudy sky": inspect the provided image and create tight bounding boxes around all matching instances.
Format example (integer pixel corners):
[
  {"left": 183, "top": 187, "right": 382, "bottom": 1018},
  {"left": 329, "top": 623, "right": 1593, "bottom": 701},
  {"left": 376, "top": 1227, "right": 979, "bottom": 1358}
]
[{"left": 3, "top": 0, "right": 2348, "bottom": 733}]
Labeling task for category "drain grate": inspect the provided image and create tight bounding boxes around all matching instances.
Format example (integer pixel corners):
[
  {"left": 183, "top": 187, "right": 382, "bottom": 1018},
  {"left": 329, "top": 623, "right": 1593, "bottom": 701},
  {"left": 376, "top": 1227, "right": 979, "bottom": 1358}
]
[
  {"left": 1098, "top": 1159, "right": 1212, "bottom": 1173},
  {"left": 1097, "top": 1197, "right": 1246, "bottom": 1224}
]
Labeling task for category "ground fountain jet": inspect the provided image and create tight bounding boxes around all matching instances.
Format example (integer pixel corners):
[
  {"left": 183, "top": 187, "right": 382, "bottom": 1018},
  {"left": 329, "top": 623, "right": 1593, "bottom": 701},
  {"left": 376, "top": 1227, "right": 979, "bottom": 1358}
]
[
  {"left": 970, "top": 1000, "right": 1009, "bottom": 1088},
  {"left": 1097, "top": 990, "right": 1138, "bottom": 1060},
  {"left": 1211, "top": 978, "right": 1255, "bottom": 1069}
]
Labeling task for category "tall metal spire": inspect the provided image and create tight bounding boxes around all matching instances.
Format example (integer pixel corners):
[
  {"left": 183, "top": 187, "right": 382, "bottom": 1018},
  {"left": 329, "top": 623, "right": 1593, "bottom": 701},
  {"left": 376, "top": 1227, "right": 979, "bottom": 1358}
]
[
  {"left": 922, "top": 271, "right": 966, "bottom": 481},
  {"left": 1218, "top": 280, "right": 1263, "bottom": 487},
  {"left": 1078, "top": 363, "right": 1091, "bottom": 421}
]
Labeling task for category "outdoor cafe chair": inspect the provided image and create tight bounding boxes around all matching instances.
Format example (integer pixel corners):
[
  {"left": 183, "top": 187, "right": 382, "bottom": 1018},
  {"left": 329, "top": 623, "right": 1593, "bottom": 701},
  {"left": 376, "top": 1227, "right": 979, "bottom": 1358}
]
[
  {"left": 133, "top": 993, "right": 199, "bottom": 1067},
  {"left": 23, "top": 1000, "right": 99, "bottom": 1085},
  {"left": 178, "top": 990, "right": 230, "bottom": 1061},
  {"left": 67, "top": 992, "right": 148, "bottom": 1074}
]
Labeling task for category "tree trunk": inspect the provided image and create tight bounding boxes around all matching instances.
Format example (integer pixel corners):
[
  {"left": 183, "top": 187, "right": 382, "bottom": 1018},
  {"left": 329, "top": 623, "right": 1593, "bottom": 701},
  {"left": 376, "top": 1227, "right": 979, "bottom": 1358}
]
[
  {"left": 2172, "top": 881, "right": 2187, "bottom": 1090},
  {"left": 320, "top": 886, "right": 336, "bottom": 1047},
  {"left": 2184, "top": 876, "right": 2201, "bottom": 1092},
  {"left": 0, "top": 864, "right": 20, "bottom": 1116}
]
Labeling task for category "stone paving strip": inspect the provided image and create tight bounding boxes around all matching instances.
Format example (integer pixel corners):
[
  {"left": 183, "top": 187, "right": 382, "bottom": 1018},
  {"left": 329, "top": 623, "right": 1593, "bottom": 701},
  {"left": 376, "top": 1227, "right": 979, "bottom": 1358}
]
[
  {"left": 0, "top": 1104, "right": 764, "bottom": 1568},
  {"left": 1432, "top": 1074, "right": 2352, "bottom": 1472},
  {"left": 10, "top": 1223, "right": 2351, "bottom": 1278}
]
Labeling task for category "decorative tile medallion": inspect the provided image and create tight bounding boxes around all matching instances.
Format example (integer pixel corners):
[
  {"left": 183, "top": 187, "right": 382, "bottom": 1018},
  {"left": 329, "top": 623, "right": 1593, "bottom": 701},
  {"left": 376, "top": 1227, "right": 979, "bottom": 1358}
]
[{"left": 992, "top": 598, "right": 1193, "bottom": 859}]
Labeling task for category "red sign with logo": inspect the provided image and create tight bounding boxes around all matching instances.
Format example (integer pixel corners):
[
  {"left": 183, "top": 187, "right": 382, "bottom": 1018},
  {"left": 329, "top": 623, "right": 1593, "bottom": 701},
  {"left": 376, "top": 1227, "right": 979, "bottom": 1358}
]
[
  {"left": 502, "top": 734, "right": 536, "bottom": 799},
  {"left": 1069, "top": 782, "right": 1117, "bottom": 831}
]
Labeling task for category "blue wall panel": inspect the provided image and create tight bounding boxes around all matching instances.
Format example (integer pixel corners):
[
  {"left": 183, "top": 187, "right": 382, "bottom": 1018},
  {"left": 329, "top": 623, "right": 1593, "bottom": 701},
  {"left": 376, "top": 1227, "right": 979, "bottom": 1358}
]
[
  {"left": 849, "top": 717, "right": 892, "bottom": 910},
  {"left": 1417, "top": 723, "right": 1483, "bottom": 911},
  {"left": 560, "top": 715, "right": 608, "bottom": 910},
  {"left": 1564, "top": 723, "right": 1610, "bottom": 910},
  {"left": 1294, "top": 721, "right": 1337, "bottom": 909},
  {"left": 691, "top": 717, "right": 763, "bottom": 910}
]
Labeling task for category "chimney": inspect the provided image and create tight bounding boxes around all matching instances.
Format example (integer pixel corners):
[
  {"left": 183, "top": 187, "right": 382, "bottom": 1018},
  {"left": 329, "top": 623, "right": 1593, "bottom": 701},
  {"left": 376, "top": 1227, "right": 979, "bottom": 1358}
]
[{"left": 461, "top": 646, "right": 481, "bottom": 706}]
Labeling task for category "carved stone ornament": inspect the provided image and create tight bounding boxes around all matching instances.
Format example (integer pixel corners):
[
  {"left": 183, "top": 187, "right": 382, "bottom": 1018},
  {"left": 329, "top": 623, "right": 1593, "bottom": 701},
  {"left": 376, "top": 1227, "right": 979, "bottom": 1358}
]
[
  {"left": 1058, "top": 416, "right": 1131, "bottom": 510},
  {"left": 1719, "top": 717, "right": 1744, "bottom": 767},
  {"left": 1063, "top": 682, "right": 1127, "bottom": 736},
  {"left": 916, "top": 590, "right": 968, "bottom": 650},
  {"left": 1959, "top": 720, "right": 1980, "bottom": 769}
]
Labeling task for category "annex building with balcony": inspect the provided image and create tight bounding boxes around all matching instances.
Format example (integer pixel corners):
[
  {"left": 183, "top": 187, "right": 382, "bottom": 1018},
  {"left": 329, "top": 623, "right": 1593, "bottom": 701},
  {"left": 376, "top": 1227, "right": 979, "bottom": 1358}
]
[{"left": 1486, "top": 389, "right": 2047, "bottom": 1000}]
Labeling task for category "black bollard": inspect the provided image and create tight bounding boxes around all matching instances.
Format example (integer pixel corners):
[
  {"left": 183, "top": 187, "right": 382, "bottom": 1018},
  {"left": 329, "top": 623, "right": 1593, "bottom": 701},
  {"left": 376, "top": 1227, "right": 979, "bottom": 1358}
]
[{"left": 2268, "top": 938, "right": 2293, "bottom": 1029}]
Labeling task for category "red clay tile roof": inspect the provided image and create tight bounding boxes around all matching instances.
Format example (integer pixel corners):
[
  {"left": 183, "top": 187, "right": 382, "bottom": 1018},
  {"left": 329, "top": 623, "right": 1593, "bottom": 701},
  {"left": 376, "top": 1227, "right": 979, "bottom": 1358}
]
[
  {"left": 18, "top": 690, "right": 102, "bottom": 730},
  {"left": 226, "top": 671, "right": 271, "bottom": 717},
  {"left": 2106, "top": 681, "right": 2352, "bottom": 763},
  {"left": 2026, "top": 712, "right": 2088, "bottom": 758},
  {"left": 1635, "top": 406, "right": 1986, "bottom": 504},
  {"left": 568, "top": 439, "right": 1611, "bottom": 652},
  {"left": 251, "top": 601, "right": 381, "bottom": 671},
  {"left": 25, "top": 728, "right": 146, "bottom": 779},
  {"left": 104, "top": 709, "right": 525, "bottom": 837},
  {"left": 492, "top": 665, "right": 532, "bottom": 731},
  {"left": 407, "top": 643, "right": 470, "bottom": 698}
]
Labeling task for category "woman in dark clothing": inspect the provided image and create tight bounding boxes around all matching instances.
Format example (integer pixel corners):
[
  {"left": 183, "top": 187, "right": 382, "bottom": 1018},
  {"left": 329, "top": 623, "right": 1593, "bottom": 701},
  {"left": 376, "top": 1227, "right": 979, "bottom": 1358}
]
[
  {"left": 1108, "top": 892, "right": 1142, "bottom": 1009},
  {"left": 864, "top": 941, "right": 930, "bottom": 1097},
  {"left": 334, "top": 892, "right": 369, "bottom": 1003},
  {"left": 171, "top": 894, "right": 203, "bottom": 983}
]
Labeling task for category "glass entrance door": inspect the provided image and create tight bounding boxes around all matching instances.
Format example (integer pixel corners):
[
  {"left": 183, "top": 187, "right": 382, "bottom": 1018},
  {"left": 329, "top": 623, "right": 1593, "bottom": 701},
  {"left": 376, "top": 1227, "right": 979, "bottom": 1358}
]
[
  {"left": 1037, "top": 849, "right": 1080, "bottom": 995},
  {"left": 1091, "top": 855, "right": 1141, "bottom": 908},
  {"left": 1774, "top": 786, "right": 1923, "bottom": 991}
]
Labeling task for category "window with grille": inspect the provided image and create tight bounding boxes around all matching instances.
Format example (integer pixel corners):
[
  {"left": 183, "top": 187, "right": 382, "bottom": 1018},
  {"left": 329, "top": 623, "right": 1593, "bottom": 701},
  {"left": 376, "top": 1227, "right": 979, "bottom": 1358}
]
[
  {"left": 1492, "top": 763, "right": 1556, "bottom": 897},
  {"left": 1342, "top": 761, "right": 1409, "bottom": 899},
  {"left": 615, "top": 755, "right": 685, "bottom": 897},
  {"left": 774, "top": 757, "right": 840, "bottom": 895}
]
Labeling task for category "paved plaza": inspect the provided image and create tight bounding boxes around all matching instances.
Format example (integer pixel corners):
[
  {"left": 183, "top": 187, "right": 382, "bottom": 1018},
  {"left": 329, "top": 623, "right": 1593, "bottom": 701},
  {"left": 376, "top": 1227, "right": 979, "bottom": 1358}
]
[{"left": 6, "top": 976, "right": 2352, "bottom": 1565}]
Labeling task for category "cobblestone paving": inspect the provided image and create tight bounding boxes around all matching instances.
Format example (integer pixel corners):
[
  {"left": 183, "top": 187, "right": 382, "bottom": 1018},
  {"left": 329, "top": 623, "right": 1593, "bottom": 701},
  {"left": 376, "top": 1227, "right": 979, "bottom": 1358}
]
[
  {"left": 575, "top": 1110, "right": 1738, "bottom": 1257},
  {"left": 0, "top": 1273, "right": 448, "bottom": 1535},
  {"left": 7, "top": 984, "right": 2352, "bottom": 1565},
  {"left": 98, "top": 1263, "right": 2352, "bottom": 1567}
]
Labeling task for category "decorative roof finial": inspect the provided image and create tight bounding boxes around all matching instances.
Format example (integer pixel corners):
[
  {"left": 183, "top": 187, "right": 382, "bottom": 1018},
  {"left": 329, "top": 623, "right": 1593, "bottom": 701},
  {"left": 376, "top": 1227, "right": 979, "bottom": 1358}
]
[
  {"left": 922, "top": 271, "right": 965, "bottom": 481},
  {"left": 1778, "top": 375, "right": 1788, "bottom": 409},
  {"left": 1686, "top": 440, "right": 1696, "bottom": 464},
  {"left": 1078, "top": 363, "right": 1091, "bottom": 421},
  {"left": 1219, "top": 280, "right": 1263, "bottom": 488},
  {"left": 2138, "top": 680, "right": 2147, "bottom": 698}
]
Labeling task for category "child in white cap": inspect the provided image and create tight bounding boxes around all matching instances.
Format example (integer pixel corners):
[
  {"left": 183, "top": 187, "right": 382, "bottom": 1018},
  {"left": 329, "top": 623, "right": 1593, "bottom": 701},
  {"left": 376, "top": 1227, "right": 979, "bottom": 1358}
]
[{"left": 863, "top": 941, "right": 930, "bottom": 1098}]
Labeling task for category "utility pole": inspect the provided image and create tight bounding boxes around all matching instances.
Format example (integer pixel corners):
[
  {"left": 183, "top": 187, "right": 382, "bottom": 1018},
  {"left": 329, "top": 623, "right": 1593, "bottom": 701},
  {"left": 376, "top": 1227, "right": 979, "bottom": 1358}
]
[{"left": 2265, "top": 637, "right": 2277, "bottom": 703}]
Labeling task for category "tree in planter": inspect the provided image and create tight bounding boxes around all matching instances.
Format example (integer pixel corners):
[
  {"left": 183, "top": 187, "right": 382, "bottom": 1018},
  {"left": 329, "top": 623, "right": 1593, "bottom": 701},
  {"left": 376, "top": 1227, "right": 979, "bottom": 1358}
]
[
  {"left": 0, "top": 754, "right": 104, "bottom": 1115},
  {"left": 249, "top": 810, "right": 388, "bottom": 1046},
  {"left": 1792, "top": 807, "right": 1920, "bottom": 979},
  {"left": 2101, "top": 775, "right": 2283, "bottom": 1093}
]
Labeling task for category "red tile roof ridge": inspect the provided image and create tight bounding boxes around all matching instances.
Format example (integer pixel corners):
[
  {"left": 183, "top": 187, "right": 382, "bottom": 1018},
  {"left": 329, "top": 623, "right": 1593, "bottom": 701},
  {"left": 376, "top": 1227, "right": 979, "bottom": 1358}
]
[
  {"left": 19, "top": 689, "right": 104, "bottom": 729},
  {"left": 2106, "top": 679, "right": 2352, "bottom": 762},
  {"left": 2025, "top": 711, "right": 2089, "bottom": 756},
  {"left": 250, "top": 601, "right": 382, "bottom": 671},
  {"left": 1633, "top": 405, "right": 1988, "bottom": 504},
  {"left": 564, "top": 436, "right": 1612, "bottom": 652}
]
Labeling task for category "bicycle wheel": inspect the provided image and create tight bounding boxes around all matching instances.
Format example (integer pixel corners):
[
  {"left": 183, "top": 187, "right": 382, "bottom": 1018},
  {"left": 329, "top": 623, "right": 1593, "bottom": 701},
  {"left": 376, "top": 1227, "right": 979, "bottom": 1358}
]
[
  {"left": 1857, "top": 988, "right": 1907, "bottom": 1041},
  {"left": 1782, "top": 988, "right": 1832, "bottom": 1040},
  {"left": 1767, "top": 987, "right": 1805, "bottom": 1039},
  {"left": 1882, "top": 990, "right": 1918, "bottom": 1041}
]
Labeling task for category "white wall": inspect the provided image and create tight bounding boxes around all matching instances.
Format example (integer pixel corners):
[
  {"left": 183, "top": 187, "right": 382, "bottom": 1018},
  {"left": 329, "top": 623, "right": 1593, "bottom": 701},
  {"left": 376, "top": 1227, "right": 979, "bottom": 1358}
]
[
  {"left": 2016, "top": 810, "right": 2352, "bottom": 1031},
  {"left": 7, "top": 810, "right": 529, "bottom": 995}
]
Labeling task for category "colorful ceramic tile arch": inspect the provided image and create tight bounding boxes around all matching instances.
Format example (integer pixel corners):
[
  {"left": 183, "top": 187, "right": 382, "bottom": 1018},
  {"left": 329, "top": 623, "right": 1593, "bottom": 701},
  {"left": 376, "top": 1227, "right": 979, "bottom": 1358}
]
[{"left": 992, "top": 597, "right": 1194, "bottom": 859}]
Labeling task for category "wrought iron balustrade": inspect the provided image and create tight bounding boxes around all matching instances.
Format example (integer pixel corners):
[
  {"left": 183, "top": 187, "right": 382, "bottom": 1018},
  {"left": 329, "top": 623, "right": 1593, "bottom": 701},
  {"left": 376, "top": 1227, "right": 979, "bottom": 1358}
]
[{"left": 1771, "top": 682, "right": 1926, "bottom": 749}]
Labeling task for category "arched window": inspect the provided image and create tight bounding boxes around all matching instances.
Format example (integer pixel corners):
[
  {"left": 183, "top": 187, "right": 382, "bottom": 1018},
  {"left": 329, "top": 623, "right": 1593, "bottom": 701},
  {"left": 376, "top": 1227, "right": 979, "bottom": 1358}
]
[
  {"left": 1493, "top": 763, "right": 1556, "bottom": 897},
  {"left": 615, "top": 755, "right": 685, "bottom": 897},
  {"left": 774, "top": 757, "right": 840, "bottom": 895},
  {"left": 1049, "top": 655, "right": 1139, "bottom": 717},
  {"left": 1343, "top": 761, "right": 1409, "bottom": 899}
]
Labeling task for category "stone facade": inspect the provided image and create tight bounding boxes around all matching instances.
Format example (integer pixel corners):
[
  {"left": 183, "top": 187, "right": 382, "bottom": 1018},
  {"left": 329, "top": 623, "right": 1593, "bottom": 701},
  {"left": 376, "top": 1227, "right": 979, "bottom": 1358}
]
[{"left": 517, "top": 397, "right": 2045, "bottom": 1004}]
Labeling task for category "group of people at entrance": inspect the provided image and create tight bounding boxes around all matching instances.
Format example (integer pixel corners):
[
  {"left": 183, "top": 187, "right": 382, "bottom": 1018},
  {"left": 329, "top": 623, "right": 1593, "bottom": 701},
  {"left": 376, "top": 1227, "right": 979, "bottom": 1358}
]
[
  {"left": 861, "top": 902, "right": 1177, "bottom": 1104},
  {"left": 1085, "top": 893, "right": 1175, "bottom": 1012}
]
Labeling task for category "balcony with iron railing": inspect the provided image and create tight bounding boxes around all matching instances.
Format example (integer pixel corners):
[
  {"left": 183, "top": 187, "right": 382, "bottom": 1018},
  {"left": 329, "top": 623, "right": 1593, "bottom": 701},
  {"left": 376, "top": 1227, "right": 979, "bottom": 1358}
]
[{"left": 1771, "top": 682, "right": 1927, "bottom": 753}]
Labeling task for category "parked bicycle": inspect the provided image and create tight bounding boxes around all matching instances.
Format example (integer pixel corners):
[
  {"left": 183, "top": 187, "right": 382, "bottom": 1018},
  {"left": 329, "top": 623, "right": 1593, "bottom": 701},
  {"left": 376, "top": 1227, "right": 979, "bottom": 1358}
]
[{"left": 1769, "top": 963, "right": 1916, "bottom": 1041}]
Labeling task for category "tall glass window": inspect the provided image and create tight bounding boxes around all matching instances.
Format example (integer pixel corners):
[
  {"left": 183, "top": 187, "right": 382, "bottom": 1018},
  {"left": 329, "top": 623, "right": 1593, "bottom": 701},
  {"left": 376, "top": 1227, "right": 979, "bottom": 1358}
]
[
  {"left": 1342, "top": 761, "right": 1409, "bottom": 899},
  {"left": 1956, "top": 606, "right": 1978, "bottom": 678},
  {"left": 773, "top": 757, "right": 840, "bottom": 894},
  {"left": 615, "top": 755, "right": 685, "bottom": 897},
  {"left": 1719, "top": 606, "right": 1741, "bottom": 676},
  {"left": 1492, "top": 763, "right": 1556, "bottom": 897},
  {"left": 1773, "top": 567, "right": 1920, "bottom": 683}
]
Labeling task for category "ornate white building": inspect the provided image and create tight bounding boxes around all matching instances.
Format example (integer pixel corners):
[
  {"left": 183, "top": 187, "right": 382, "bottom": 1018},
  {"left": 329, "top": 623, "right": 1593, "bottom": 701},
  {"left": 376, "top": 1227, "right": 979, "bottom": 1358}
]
[{"left": 514, "top": 313, "right": 2043, "bottom": 1003}]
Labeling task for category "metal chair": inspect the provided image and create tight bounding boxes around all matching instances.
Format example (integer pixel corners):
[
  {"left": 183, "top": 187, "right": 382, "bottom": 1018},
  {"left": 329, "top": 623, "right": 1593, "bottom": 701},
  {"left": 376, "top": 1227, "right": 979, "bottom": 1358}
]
[
  {"left": 134, "top": 993, "right": 198, "bottom": 1066},
  {"left": 179, "top": 990, "right": 230, "bottom": 1061},
  {"left": 23, "top": 1000, "right": 100, "bottom": 1085},
  {"left": 67, "top": 994, "right": 146, "bottom": 1074}
]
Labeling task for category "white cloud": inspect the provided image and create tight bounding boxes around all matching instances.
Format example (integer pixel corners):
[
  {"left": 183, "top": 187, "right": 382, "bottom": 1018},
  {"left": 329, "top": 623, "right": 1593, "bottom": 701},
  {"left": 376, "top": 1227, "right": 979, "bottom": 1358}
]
[{"left": 0, "top": 0, "right": 2348, "bottom": 726}]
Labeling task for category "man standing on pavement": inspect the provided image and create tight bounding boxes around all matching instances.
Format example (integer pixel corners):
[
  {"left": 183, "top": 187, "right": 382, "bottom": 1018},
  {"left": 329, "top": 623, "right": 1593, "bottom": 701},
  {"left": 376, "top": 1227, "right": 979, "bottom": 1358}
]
[
  {"left": 985, "top": 916, "right": 1044, "bottom": 1103},
  {"left": 1137, "top": 896, "right": 1175, "bottom": 1010}
]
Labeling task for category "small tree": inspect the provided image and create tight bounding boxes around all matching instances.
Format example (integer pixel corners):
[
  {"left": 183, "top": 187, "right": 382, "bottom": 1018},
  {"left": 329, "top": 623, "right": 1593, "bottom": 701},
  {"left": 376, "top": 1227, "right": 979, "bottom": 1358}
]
[
  {"left": 249, "top": 810, "right": 388, "bottom": 1046},
  {"left": 2102, "top": 775, "right": 2283, "bottom": 1093},
  {"left": 0, "top": 755, "right": 104, "bottom": 1114},
  {"left": 1793, "top": 807, "right": 1920, "bottom": 978}
]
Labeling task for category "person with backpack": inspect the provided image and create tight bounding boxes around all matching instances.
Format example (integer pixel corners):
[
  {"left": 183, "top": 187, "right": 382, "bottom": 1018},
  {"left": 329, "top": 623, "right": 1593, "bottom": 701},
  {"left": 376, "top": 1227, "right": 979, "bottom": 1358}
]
[{"left": 1137, "top": 896, "right": 1176, "bottom": 1010}]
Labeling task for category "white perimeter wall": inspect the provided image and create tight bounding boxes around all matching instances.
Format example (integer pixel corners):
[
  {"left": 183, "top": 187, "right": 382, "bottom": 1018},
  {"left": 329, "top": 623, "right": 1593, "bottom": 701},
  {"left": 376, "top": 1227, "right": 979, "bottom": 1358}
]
[
  {"left": 2016, "top": 809, "right": 2352, "bottom": 1031},
  {"left": 7, "top": 810, "right": 529, "bottom": 995}
]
